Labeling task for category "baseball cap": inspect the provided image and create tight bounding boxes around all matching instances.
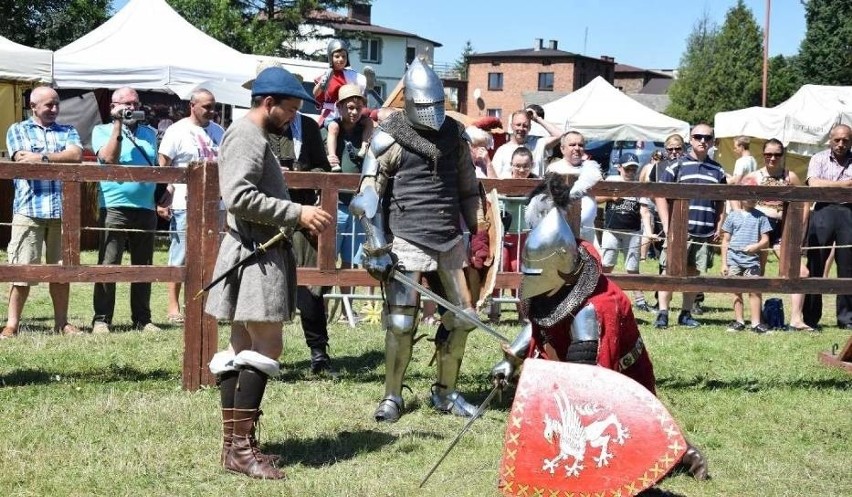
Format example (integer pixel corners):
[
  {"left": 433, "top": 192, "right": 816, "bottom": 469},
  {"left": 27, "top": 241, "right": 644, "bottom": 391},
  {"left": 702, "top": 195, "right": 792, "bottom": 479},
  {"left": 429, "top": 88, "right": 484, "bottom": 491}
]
[
  {"left": 251, "top": 66, "right": 317, "bottom": 105},
  {"left": 619, "top": 153, "right": 640, "bottom": 168},
  {"left": 336, "top": 84, "right": 366, "bottom": 105}
]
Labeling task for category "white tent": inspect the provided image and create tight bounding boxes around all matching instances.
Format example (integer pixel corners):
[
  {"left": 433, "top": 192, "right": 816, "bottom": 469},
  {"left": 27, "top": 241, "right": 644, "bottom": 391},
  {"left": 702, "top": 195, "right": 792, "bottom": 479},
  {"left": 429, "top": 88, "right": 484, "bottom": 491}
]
[
  {"left": 538, "top": 76, "right": 689, "bottom": 142},
  {"left": 54, "top": 0, "right": 256, "bottom": 93},
  {"left": 715, "top": 84, "right": 852, "bottom": 156},
  {"left": 1, "top": 36, "right": 53, "bottom": 155}
]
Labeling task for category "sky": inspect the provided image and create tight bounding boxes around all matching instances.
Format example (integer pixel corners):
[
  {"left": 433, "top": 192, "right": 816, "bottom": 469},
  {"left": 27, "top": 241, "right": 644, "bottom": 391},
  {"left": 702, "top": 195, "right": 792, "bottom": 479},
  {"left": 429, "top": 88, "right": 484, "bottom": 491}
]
[{"left": 111, "top": 0, "right": 806, "bottom": 70}]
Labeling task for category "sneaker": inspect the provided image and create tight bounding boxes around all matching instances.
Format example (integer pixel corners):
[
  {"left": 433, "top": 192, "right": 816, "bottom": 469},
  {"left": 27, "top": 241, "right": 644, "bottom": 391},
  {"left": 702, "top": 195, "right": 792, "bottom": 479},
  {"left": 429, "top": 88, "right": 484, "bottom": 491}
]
[
  {"left": 751, "top": 323, "right": 771, "bottom": 334},
  {"left": 635, "top": 302, "right": 653, "bottom": 313},
  {"left": 91, "top": 322, "right": 111, "bottom": 335},
  {"left": 677, "top": 311, "right": 700, "bottom": 328},
  {"left": 726, "top": 321, "right": 746, "bottom": 332},
  {"left": 138, "top": 322, "right": 163, "bottom": 333},
  {"left": 654, "top": 311, "right": 669, "bottom": 329}
]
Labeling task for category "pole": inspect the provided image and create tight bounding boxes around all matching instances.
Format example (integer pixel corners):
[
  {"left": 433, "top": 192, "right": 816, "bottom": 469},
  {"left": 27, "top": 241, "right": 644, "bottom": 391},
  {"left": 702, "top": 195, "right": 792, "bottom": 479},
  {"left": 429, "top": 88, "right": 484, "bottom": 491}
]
[{"left": 762, "top": 0, "right": 771, "bottom": 107}]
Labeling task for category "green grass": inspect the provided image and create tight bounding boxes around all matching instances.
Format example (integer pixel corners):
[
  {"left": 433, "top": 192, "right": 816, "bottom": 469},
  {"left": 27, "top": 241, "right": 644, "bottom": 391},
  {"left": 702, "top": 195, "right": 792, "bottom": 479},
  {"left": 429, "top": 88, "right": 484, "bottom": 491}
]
[{"left": 1, "top": 251, "right": 851, "bottom": 496}]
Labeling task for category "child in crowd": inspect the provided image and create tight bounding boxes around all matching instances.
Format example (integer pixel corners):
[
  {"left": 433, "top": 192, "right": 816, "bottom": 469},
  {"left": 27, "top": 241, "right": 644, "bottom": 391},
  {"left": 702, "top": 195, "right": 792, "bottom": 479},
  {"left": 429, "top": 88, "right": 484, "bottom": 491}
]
[
  {"left": 325, "top": 84, "right": 373, "bottom": 173},
  {"left": 721, "top": 198, "right": 772, "bottom": 333}
]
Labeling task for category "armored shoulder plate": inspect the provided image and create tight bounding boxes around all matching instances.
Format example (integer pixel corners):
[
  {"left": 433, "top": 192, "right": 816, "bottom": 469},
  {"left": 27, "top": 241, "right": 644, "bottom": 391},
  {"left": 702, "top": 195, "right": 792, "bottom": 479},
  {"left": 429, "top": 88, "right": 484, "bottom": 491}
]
[
  {"left": 361, "top": 129, "right": 396, "bottom": 177},
  {"left": 569, "top": 303, "right": 601, "bottom": 342}
]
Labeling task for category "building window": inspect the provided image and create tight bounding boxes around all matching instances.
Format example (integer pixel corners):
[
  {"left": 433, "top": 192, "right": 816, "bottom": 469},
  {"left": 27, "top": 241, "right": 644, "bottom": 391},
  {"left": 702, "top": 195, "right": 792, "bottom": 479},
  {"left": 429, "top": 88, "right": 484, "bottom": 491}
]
[
  {"left": 487, "top": 108, "right": 502, "bottom": 119},
  {"left": 373, "top": 82, "right": 386, "bottom": 99},
  {"left": 360, "top": 38, "right": 382, "bottom": 63},
  {"left": 538, "top": 72, "right": 554, "bottom": 91},
  {"left": 406, "top": 47, "right": 416, "bottom": 64},
  {"left": 488, "top": 72, "right": 503, "bottom": 91}
]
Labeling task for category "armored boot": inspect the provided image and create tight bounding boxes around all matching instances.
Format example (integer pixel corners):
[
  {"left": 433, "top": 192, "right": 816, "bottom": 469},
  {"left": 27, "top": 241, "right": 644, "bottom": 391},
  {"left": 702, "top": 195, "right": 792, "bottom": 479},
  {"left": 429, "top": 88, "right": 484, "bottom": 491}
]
[
  {"left": 224, "top": 410, "right": 285, "bottom": 480},
  {"left": 374, "top": 310, "right": 416, "bottom": 423},
  {"left": 430, "top": 328, "right": 476, "bottom": 417}
]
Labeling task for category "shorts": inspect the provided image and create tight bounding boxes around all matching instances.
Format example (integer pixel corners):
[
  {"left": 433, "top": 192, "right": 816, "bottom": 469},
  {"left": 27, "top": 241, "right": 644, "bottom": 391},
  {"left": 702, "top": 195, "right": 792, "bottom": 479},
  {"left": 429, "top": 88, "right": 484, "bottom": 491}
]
[
  {"left": 168, "top": 209, "right": 187, "bottom": 266},
  {"left": 600, "top": 229, "right": 641, "bottom": 271},
  {"left": 392, "top": 236, "right": 466, "bottom": 272},
  {"left": 502, "top": 232, "right": 528, "bottom": 272},
  {"left": 7, "top": 214, "right": 62, "bottom": 286},
  {"left": 337, "top": 202, "right": 365, "bottom": 265},
  {"left": 659, "top": 235, "right": 713, "bottom": 273},
  {"left": 728, "top": 264, "right": 761, "bottom": 277},
  {"left": 767, "top": 217, "right": 782, "bottom": 247}
]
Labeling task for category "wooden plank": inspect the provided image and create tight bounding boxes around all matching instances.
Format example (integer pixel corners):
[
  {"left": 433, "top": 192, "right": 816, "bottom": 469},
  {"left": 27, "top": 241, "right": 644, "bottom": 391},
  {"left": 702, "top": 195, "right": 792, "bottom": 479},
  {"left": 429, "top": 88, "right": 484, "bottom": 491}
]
[
  {"left": 200, "top": 161, "right": 221, "bottom": 387},
  {"left": 61, "top": 181, "right": 81, "bottom": 265},
  {"left": 778, "top": 202, "right": 806, "bottom": 279},
  {"left": 183, "top": 162, "right": 204, "bottom": 390},
  {"left": 818, "top": 335, "right": 852, "bottom": 372},
  {"left": 0, "top": 162, "right": 186, "bottom": 182},
  {"left": 0, "top": 265, "right": 184, "bottom": 283},
  {"left": 666, "top": 199, "right": 689, "bottom": 277},
  {"left": 609, "top": 274, "right": 852, "bottom": 294},
  {"left": 317, "top": 183, "right": 339, "bottom": 271}
]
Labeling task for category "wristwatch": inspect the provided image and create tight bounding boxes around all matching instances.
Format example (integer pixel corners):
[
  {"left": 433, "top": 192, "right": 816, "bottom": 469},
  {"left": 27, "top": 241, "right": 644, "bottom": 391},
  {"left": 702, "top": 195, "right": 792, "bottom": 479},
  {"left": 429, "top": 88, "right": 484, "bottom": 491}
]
[{"left": 41, "top": 153, "right": 49, "bottom": 162}]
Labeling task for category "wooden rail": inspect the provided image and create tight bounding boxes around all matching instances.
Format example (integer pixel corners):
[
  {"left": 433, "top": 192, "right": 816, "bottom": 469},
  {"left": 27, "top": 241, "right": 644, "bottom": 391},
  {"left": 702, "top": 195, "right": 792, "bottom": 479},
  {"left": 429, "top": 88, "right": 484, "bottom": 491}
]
[{"left": 2, "top": 161, "right": 850, "bottom": 387}]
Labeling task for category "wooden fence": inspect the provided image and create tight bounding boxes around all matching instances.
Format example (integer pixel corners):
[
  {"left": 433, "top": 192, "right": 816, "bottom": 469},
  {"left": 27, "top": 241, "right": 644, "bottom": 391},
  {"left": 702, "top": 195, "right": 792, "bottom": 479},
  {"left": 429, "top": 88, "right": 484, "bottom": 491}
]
[{"left": 1, "top": 161, "right": 849, "bottom": 388}]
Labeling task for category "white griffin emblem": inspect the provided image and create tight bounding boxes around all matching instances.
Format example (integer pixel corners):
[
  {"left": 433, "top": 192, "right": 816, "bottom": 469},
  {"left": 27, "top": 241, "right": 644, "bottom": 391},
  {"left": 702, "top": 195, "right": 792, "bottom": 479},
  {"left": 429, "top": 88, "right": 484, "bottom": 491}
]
[{"left": 541, "top": 390, "right": 630, "bottom": 477}]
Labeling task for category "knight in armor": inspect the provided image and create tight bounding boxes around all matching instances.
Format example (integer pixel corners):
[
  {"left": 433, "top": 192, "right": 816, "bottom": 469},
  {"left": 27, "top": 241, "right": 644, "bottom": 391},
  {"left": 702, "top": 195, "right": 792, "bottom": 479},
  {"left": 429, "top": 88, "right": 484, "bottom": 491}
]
[
  {"left": 349, "top": 59, "right": 489, "bottom": 423},
  {"left": 490, "top": 171, "right": 710, "bottom": 480}
]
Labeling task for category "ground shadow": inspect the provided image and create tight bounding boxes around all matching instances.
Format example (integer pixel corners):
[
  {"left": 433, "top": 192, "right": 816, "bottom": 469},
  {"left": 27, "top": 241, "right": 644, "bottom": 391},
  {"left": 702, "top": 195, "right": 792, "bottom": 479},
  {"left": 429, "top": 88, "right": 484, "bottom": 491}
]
[
  {"left": 263, "top": 428, "right": 442, "bottom": 467},
  {"left": 656, "top": 375, "right": 851, "bottom": 392},
  {"left": 0, "top": 366, "right": 175, "bottom": 387}
]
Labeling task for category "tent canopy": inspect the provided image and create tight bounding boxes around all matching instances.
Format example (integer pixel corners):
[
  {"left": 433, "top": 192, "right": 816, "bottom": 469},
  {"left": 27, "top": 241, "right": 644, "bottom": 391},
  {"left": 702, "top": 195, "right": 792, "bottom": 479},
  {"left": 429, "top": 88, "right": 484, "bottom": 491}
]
[
  {"left": 539, "top": 76, "right": 689, "bottom": 142},
  {"left": 0, "top": 35, "right": 52, "bottom": 83},
  {"left": 54, "top": 0, "right": 255, "bottom": 91},
  {"left": 715, "top": 84, "right": 852, "bottom": 156}
]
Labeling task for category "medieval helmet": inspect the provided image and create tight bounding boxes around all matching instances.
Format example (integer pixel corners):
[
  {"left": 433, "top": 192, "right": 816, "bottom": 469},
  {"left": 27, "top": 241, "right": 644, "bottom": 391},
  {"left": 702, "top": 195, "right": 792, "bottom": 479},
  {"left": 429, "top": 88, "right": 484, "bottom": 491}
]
[
  {"left": 520, "top": 207, "right": 579, "bottom": 299},
  {"left": 326, "top": 39, "right": 349, "bottom": 67},
  {"left": 403, "top": 59, "right": 446, "bottom": 131}
]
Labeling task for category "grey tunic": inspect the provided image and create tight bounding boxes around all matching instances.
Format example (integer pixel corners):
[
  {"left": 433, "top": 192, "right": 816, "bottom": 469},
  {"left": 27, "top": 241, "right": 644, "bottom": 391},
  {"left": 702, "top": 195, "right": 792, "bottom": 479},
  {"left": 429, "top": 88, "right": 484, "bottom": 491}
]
[{"left": 204, "top": 117, "right": 303, "bottom": 322}]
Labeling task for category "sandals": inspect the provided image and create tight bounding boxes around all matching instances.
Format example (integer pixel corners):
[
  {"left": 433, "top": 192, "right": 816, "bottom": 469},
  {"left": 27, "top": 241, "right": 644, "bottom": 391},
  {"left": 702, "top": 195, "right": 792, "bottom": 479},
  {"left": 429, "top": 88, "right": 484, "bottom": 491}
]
[
  {"left": 55, "top": 323, "right": 83, "bottom": 336},
  {"left": 167, "top": 313, "right": 185, "bottom": 325},
  {"left": 1, "top": 326, "right": 18, "bottom": 339},
  {"left": 787, "top": 323, "right": 816, "bottom": 332}
]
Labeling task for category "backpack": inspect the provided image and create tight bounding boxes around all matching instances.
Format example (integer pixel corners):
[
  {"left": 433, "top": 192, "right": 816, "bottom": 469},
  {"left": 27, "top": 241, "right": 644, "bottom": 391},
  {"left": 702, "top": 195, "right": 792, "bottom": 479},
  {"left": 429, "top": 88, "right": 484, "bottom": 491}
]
[{"left": 762, "top": 298, "right": 785, "bottom": 329}]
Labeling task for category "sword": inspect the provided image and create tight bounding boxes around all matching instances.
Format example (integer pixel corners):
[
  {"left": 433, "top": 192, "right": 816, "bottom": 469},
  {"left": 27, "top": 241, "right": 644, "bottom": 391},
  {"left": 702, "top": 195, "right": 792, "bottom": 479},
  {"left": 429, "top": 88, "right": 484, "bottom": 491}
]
[
  {"left": 391, "top": 271, "right": 509, "bottom": 344},
  {"left": 193, "top": 230, "right": 289, "bottom": 300},
  {"left": 419, "top": 384, "right": 502, "bottom": 488}
]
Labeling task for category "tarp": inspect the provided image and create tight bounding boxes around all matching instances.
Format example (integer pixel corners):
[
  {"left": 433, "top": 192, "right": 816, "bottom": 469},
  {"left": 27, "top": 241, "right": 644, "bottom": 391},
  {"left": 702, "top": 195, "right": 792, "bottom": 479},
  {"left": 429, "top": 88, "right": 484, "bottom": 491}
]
[
  {"left": 54, "top": 0, "right": 255, "bottom": 90},
  {"left": 0, "top": 35, "right": 52, "bottom": 83},
  {"left": 715, "top": 84, "right": 852, "bottom": 156},
  {"left": 538, "top": 76, "right": 689, "bottom": 142}
]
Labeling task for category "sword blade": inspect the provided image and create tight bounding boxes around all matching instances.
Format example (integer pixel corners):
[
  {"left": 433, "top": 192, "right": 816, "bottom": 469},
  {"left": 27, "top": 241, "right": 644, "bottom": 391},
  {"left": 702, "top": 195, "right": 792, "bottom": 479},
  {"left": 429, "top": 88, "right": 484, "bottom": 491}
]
[
  {"left": 419, "top": 384, "right": 502, "bottom": 488},
  {"left": 392, "top": 272, "right": 509, "bottom": 344}
]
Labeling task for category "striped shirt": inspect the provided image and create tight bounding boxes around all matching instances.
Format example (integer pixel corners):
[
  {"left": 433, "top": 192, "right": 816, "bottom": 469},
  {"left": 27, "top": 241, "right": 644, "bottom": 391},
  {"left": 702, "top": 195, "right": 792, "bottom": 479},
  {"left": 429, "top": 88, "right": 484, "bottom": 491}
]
[
  {"left": 6, "top": 118, "right": 82, "bottom": 219},
  {"left": 658, "top": 155, "right": 727, "bottom": 238},
  {"left": 722, "top": 208, "right": 772, "bottom": 268}
]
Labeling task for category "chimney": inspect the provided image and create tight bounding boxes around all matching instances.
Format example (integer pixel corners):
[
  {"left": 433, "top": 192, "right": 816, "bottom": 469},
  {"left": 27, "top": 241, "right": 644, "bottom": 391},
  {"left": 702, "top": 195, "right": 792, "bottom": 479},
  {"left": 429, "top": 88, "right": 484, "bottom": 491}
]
[
  {"left": 548, "top": 40, "right": 558, "bottom": 50},
  {"left": 534, "top": 38, "right": 543, "bottom": 51},
  {"left": 348, "top": 3, "right": 372, "bottom": 24},
  {"left": 600, "top": 55, "right": 615, "bottom": 63}
]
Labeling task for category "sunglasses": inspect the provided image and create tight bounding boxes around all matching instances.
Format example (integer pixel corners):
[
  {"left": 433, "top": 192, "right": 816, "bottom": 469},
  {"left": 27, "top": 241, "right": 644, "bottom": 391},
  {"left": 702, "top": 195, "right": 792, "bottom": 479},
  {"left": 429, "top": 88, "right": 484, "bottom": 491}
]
[
  {"left": 665, "top": 146, "right": 682, "bottom": 152},
  {"left": 763, "top": 152, "right": 783, "bottom": 158},
  {"left": 691, "top": 134, "right": 714, "bottom": 142}
]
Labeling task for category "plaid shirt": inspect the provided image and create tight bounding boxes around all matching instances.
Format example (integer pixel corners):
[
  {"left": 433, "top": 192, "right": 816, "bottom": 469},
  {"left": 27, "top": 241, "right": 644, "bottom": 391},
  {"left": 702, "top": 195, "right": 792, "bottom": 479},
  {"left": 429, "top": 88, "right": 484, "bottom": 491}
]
[{"left": 6, "top": 118, "right": 82, "bottom": 219}]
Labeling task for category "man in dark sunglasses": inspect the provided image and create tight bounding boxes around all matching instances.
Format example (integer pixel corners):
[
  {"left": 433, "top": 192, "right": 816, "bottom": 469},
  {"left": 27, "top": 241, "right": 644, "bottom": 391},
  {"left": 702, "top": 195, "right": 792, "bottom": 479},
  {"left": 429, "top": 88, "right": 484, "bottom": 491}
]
[{"left": 653, "top": 124, "right": 727, "bottom": 329}]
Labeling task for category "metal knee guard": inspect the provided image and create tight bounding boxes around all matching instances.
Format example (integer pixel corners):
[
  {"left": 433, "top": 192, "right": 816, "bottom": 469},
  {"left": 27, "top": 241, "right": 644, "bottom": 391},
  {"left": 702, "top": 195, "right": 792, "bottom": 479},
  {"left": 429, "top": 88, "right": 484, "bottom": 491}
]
[{"left": 375, "top": 275, "right": 420, "bottom": 423}]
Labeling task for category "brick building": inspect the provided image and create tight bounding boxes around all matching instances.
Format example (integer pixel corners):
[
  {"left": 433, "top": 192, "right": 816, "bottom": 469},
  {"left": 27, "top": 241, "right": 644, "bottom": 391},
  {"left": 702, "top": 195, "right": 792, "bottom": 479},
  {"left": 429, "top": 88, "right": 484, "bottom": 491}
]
[{"left": 465, "top": 39, "right": 615, "bottom": 121}]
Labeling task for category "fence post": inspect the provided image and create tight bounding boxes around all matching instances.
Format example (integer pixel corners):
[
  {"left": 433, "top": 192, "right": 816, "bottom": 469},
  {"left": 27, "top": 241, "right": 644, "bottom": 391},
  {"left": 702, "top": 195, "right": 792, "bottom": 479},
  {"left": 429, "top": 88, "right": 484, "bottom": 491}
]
[
  {"left": 778, "top": 201, "right": 805, "bottom": 279},
  {"left": 61, "top": 181, "right": 81, "bottom": 265}
]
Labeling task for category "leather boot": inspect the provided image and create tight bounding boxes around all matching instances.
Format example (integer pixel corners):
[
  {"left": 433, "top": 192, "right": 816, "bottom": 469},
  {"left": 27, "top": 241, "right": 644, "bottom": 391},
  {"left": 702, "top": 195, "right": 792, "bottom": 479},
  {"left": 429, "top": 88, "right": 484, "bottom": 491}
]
[
  {"left": 221, "top": 408, "right": 234, "bottom": 466},
  {"left": 224, "top": 410, "right": 284, "bottom": 479},
  {"left": 310, "top": 346, "right": 337, "bottom": 376}
]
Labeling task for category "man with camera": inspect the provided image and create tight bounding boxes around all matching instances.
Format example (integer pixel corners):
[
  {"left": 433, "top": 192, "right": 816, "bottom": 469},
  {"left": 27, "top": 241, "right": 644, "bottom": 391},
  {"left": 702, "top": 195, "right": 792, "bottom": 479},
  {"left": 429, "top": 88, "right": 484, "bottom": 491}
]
[{"left": 90, "top": 86, "right": 162, "bottom": 334}]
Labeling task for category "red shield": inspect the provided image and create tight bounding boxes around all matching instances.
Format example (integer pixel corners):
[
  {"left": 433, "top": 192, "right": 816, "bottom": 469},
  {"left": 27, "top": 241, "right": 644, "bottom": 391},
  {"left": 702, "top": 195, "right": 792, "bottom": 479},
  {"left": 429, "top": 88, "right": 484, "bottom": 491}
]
[{"left": 498, "top": 359, "right": 687, "bottom": 497}]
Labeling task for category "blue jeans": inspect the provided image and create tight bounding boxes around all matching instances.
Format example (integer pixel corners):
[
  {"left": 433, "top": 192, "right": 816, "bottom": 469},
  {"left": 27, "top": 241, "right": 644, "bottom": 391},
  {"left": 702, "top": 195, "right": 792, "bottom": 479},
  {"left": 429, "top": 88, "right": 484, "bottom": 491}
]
[{"left": 168, "top": 209, "right": 187, "bottom": 266}]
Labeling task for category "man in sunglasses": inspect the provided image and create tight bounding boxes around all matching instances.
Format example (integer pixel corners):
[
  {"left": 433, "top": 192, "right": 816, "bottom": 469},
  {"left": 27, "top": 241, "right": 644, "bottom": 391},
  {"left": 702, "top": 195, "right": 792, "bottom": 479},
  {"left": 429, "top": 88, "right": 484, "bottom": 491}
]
[
  {"left": 653, "top": 124, "right": 727, "bottom": 329},
  {"left": 803, "top": 124, "right": 852, "bottom": 330}
]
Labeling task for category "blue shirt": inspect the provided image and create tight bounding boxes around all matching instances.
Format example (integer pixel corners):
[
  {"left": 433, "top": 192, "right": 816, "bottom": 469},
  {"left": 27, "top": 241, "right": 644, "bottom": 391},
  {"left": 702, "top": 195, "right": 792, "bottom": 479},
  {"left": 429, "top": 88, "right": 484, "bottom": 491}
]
[
  {"left": 6, "top": 118, "right": 82, "bottom": 219},
  {"left": 92, "top": 123, "right": 158, "bottom": 210},
  {"left": 658, "top": 155, "right": 727, "bottom": 238},
  {"left": 722, "top": 208, "right": 772, "bottom": 268}
]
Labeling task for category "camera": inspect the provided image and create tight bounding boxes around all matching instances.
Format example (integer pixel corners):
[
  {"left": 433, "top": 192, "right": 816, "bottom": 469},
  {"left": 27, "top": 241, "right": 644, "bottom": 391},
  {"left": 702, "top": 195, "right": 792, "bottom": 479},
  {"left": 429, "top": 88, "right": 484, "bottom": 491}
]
[{"left": 113, "top": 108, "right": 146, "bottom": 121}]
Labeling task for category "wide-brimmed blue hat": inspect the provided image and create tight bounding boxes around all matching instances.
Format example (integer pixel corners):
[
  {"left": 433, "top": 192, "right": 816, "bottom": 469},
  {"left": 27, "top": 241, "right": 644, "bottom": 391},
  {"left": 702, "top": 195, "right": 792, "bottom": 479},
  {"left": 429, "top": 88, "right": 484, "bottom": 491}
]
[{"left": 251, "top": 66, "right": 317, "bottom": 105}]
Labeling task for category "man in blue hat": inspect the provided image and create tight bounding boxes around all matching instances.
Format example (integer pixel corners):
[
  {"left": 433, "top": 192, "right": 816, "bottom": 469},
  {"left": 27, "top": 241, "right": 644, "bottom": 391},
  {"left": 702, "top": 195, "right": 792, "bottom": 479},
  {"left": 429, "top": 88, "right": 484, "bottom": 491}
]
[{"left": 204, "top": 66, "right": 333, "bottom": 480}]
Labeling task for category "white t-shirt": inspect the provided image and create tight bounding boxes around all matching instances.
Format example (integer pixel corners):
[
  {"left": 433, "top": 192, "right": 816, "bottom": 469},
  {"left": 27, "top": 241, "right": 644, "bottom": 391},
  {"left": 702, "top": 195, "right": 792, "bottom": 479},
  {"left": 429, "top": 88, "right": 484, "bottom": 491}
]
[
  {"left": 158, "top": 118, "right": 225, "bottom": 210},
  {"left": 493, "top": 135, "right": 552, "bottom": 178},
  {"left": 733, "top": 155, "right": 757, "bottom": 181}
]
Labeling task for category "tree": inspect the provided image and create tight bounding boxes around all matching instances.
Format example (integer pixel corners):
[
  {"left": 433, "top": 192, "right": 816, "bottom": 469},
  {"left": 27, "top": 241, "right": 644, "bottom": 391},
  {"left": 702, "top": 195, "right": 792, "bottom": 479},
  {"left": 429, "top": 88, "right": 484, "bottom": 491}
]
[
  {"left": 453, "top": 40, "right": 475, "bottom": 80},
  {"left": 667, "top": 13, "right": 718, "bottom": 124},
  {"left": 767, "top": 55, "right": 802, "bottom": 107},
  {"left": 168, "top": 0, "right": 362, "bottom": 58},
  {"left": 798, "top": 0, "right": 852, "bottom": 86},
  {"left": 0, "top": 0, "right": 110, "bottom": 50}
]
